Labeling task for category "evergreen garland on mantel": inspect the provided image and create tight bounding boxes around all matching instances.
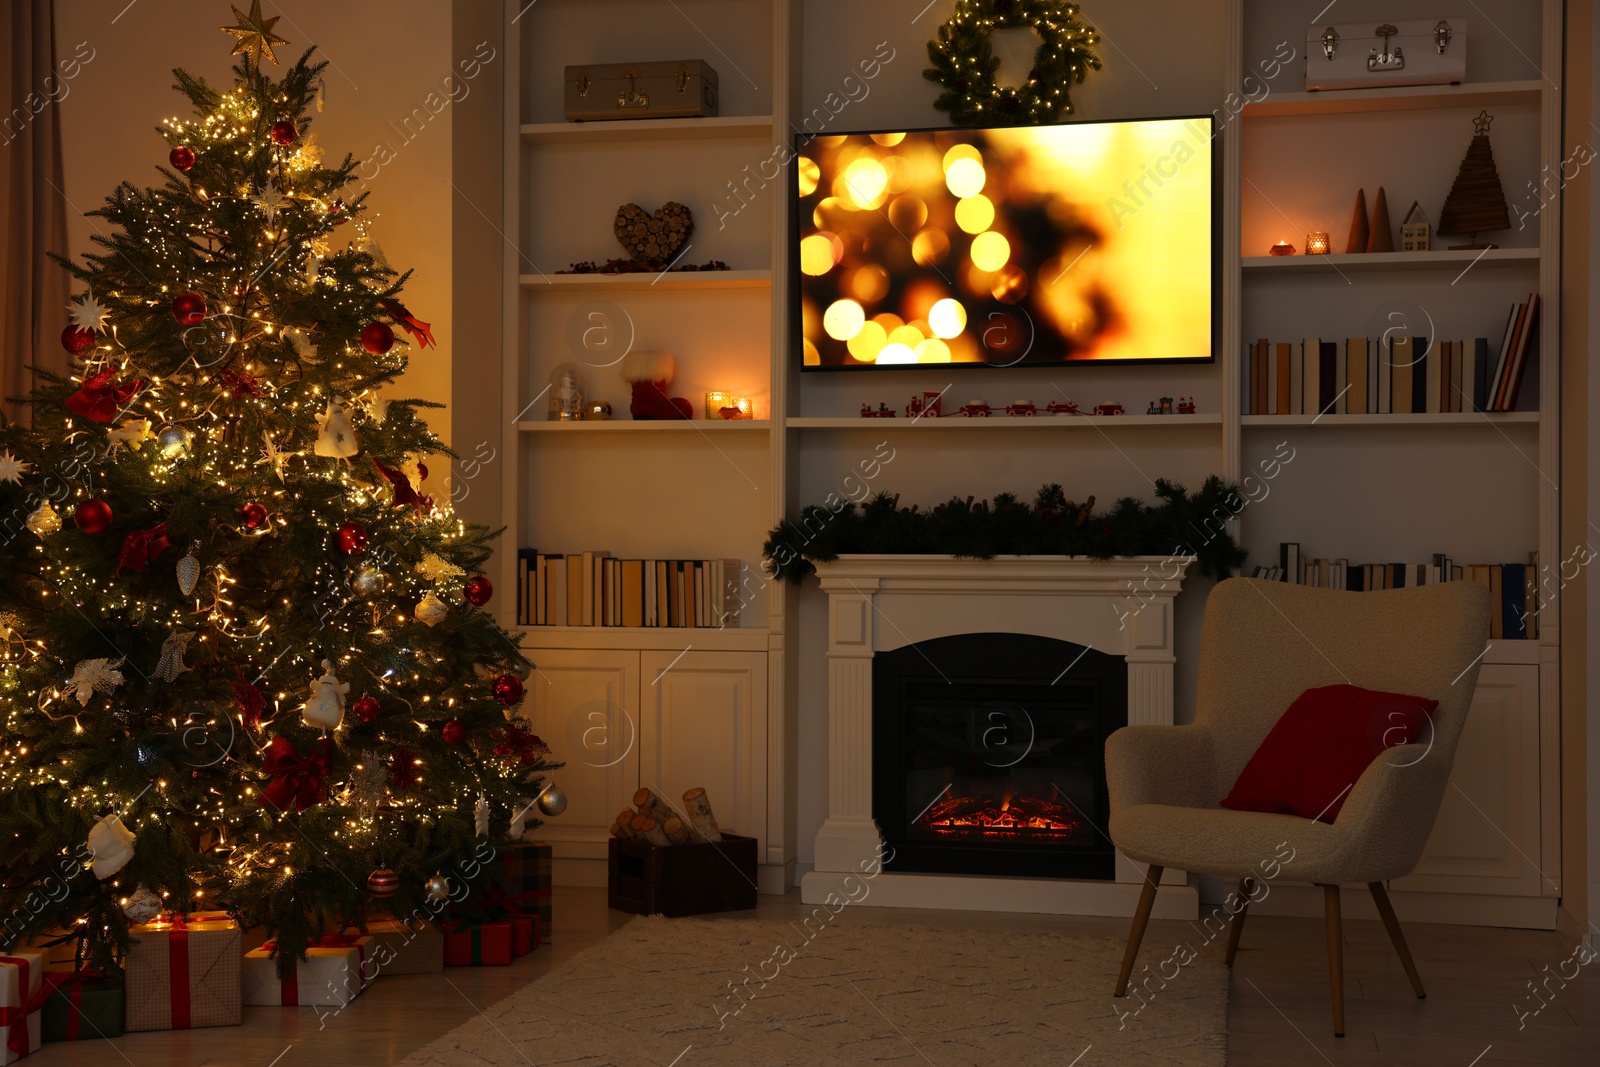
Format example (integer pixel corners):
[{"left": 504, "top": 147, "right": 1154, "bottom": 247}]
[{"left": 763, "top": 477, "right": 1248, "bottom": 583}]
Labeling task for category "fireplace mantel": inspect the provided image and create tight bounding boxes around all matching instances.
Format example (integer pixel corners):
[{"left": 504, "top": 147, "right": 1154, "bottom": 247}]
[{"left": 801, "top": 555, "right": 1199, "bottom": 919}]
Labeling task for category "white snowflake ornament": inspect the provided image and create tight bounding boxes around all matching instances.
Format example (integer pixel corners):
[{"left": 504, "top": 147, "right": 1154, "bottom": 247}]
[
  {"left": 251, "top": 184, "right": 289, "bottom": 223},
  {"left": 313, "top": 397, "right": 359, "bottom": 458},
  {"left": 65, "top": 657, "right": 125, "bottom": 707},
  {"left": 69, "top": 293, "right": 112, "bottom": 333},
  {"left": 0, "top": 450, "right": 30, "bottom": 484}
]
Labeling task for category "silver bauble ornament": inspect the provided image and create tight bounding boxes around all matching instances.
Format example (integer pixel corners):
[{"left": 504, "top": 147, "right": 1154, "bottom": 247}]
[
  {"left": 123, "top": 886, "right": 163, "bottom": 924},
  {"left": 176, "top": 551, "right": 201, "bottom": 596},
  {"left": 536, "top": 784, "right": 569, "bottom": 817},
  {"left": 157, "top": 425, "right": 194, "bottom": 457},
  {"left": 351, "top": 564, "right": 385, "bottom": 597},
  {"left": 424, "top": 872, "right": 450, "bottom": 902}
]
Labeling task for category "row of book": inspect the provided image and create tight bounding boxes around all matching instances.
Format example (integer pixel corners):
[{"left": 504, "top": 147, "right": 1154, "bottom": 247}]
[
  {"left": 1244, "top": 294, "right": 1538, "bottom": 416},
  {"left": 515, "top": 550, "right": 746, "bottom": 628},
  {"left": 1253, "top": 544, "right": 1540, "bottom": 639}
]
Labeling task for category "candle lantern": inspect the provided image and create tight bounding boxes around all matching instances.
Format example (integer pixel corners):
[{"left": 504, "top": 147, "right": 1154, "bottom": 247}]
[{"left": 1305, "top": 231, "right": 1331, "bottom": 255}]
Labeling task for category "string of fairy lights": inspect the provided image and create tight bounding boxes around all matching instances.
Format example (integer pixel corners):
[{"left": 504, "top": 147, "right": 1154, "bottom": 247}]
[{"left": 0, "top": 30, "right": 540, "bottom": 936}]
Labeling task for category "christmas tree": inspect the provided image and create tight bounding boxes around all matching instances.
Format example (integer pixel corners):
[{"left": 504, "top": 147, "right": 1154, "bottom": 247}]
[
  {"left": 1437, "top": 110, "right": 1511, "bottom": 248},
  {"left": 0, "top": 5, "right": 557, "bottom": 974}
]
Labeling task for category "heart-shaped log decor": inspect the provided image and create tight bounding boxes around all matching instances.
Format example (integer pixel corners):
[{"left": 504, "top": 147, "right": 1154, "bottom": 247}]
[{"left": 613, "top": 201, "right": 693, "bottom": 266}]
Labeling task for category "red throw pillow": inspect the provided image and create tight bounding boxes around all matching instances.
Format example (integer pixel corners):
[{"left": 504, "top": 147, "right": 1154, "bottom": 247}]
[{"left": 1220, "top": 684, "right": 1438, "bottom": 822}]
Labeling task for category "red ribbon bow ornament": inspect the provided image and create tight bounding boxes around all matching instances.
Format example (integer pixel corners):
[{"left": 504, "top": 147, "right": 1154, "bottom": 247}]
[{"left": 259, "top": 736, "right": 331, "bottom": 812}]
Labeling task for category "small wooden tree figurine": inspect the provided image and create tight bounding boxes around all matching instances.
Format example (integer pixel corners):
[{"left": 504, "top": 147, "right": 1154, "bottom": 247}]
[{"left": 1438, "top": 111, "right": 1511, "bottom": 248}]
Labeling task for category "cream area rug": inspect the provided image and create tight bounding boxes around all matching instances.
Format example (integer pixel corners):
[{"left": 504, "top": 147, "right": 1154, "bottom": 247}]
[{"left": 402, "top": 915, "right": 1227, "bottom": 1066}]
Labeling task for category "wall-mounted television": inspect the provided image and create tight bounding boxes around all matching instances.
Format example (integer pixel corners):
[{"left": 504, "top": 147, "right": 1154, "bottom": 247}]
[{"left": 796, "top": 116, "right": 1216, "bottom": 369}]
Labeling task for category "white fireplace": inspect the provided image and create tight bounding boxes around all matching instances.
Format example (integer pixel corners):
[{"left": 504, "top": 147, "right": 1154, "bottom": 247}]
[{"left": 801, "top": 555, "right": 1199, "bottom": 919}]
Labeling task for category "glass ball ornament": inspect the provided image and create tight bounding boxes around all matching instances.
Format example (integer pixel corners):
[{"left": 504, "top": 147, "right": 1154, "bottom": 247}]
[
  {"left": 336, "top": 520, "right": 368, "bottom": 555},
  {"left": 366, "top": 867, "right": 398, "bottom": 899},
  {"left": 536, "top": 784, "right": 569, "bottom": 817},
  {"left": 171, "top": 291, "right": 207, "bottom": 325},
  {"left": 463, "top": 575, "right": 493, "bottom": 606},
  {"left": 270, "top": 119, "right": 298, "bottom": 145},
  {"left": 61, "top": 325, "right": 95, "bottom": 355},
  {"left": 360, "top": 322, "right": 395, "bottom": 355},
  {"left": 157, "top": 425, "right": 194, "bottom": 457},
  {"left": 424, "top": 872, "right": 450, "bottom": 902},
  {"left": 584, "top": 401, "right": 612, "bottom": 421},
  {"left": 352, "top": 694, "right": 381, "bottom": 723},
  {"left": 73, "top": 499, "right": 114, "bottom": 535},
  {"left": 441, "top": 719, "right": 467, "bottom": 745},
  {"left": 492, "top": 673, "right": 524, "bottom": 707},
  {"left": 350, "top": 564, "right": 385, "bottom": 596},
  {"left": 169, "top": 145, "right": 196, "bottom": 171},
  {"left": 241, "top": 502, "right": 268, "bottom": 530},
  {"left": 122, "top": 886, "right": 163, "bottom": 923}
]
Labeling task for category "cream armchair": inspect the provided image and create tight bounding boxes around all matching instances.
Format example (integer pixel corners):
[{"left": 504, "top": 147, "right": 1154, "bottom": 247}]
[{"left": 1107, "top": 577, "right": 1492, "bottom": 1036}]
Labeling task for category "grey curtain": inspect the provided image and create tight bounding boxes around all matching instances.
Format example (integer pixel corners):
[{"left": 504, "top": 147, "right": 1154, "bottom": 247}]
[{"left": 0, "top": 0, "right": 70, "bottom": 426}]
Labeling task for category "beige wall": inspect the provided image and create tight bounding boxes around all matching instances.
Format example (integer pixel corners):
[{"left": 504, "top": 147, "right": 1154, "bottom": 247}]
[{"left": 53, "top": 0, "right": 457, "bottom": 471}]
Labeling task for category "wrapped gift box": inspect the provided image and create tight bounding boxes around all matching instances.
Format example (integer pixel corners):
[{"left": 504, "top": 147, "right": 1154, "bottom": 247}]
[
  {"left": 1, "top": 952, "right": 45, "bottom": 1064},
  {"left": 41, "top": 972, "right": 123, "bottom": 1042},
  {"left": 443, "top": 922, "right": 512, "bottom": 967},
  {"left": 243, "top": 935, "right": 372, "bottom": 1007},
  {"left": 347, "top": 918, "right": 442, "bottom": 976},
  {"left": 511, "top": 916, "right": 538, "bottom": 957},
  {"left": 500, "top": 841, "right": 552, "bottom": 935},
  {"left": 124, "top": 916, "right": 241, "bottom": 1032}
]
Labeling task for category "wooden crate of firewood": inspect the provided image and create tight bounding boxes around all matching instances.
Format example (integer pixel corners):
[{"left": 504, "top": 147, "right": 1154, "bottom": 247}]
[{"left": 607, "top": 787, "right": 757, "bottom": 917}]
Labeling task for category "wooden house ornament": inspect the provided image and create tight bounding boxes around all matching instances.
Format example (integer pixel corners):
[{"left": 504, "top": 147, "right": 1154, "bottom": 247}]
[{"left": 1400, "top": 201, "right": 1431, "bottom": 252}]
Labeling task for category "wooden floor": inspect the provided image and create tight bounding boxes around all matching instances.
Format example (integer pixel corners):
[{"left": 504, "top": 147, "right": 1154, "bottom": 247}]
[{"left": 30, "top": 886, "right": 1599, "bottom": 1065}]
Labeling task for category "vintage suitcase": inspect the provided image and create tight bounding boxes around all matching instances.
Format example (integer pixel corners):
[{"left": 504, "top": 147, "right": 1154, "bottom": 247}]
[
  {"left": 564, "top": 60, "right": 719, "bottom": 121},
  {"left": 607, "top": 833, "right": 757, "bottom": 917},
  {"left": 1305, "top": 18, "right": 1466, "bottom": 91}
]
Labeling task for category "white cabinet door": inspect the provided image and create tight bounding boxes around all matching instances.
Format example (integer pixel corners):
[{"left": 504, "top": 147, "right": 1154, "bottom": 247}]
[
  {"left": 521, "top": 648, "right": 640, "bottom": 861},
  {"left": 1394, "top": 664, "right": 1543, "bottom": 897},
  {"left": 638, "top": 650, "right": 767, "bottom": 852}
]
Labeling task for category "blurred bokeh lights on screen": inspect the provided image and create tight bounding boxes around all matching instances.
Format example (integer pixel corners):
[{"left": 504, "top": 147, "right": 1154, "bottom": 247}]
[{"left": 798, "top": 118, "right": 1213, "bottom": 366}]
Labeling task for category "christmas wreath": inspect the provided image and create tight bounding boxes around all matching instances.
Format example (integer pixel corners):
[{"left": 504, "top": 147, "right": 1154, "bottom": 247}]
[
  {"left": 924, "top": 0, "right": 1102, "bottom": 126},
  {"left": 764, "top": 477, "right": 1248, "bottom": 583}
]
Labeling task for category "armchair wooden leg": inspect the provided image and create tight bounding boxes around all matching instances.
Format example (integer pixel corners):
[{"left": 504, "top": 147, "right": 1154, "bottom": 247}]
[
  {"left": 1224, "top": 877, "right": 1253, "bottom": 967},
  {"left": 1369, "top": 881, "right": 1426, "bottom": 999},
  {"left": 1322, "top": 884, "right": 1345, "bottom": 1038},
  {"left": 1114, "top": 864, "right": 1163, "bottom": 997}
]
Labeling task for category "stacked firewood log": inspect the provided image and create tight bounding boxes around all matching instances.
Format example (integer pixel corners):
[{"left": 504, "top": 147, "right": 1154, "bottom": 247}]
[{"left": 610, "top": 786, "right": 723, "bottom": 845}]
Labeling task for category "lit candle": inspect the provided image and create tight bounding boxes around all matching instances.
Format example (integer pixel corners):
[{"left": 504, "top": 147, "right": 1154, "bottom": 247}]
[
  {"left": 704, "top": 391, "right": 733, "bottom": 419},
  {"left": 1305, "top": 231, "right": 1331, "bottom": 255},
  {"left": 1269, "top": 240, "right": 1296, "bottom": 256}
]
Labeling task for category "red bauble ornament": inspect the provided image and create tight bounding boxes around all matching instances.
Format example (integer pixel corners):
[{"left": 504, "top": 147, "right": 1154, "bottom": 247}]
[
  {"left": 270, "top": 119, "right": 298, "bottom": 146},
  {"left": 61, "top": 325, "right": 95, "bottom": 355},
  {"left": 492, "top": 674, "right": 524, "bottom": 707},
  {"left": 352, "top": 694, "right": 381, "bottom": 723},
  {"left": 416, "top": 461, "right": 429, "bottom": 481},
  {"left": 366, "top": 867, "right": 399, "bottom": 899},
  {"left": 169, "top": 145, "right": 196, "bottom": 171},
  {"left": 73, "top": 499, "right": 113, "bottom": 535},
  {"left": 360, "top": 322, "right": 395, "bottom": 355},
  {"left": 241, "top": 502, "right": 269, "bottom": 530},
  {"left": 335, "top": 520, "right": 368, "bottom": 555},
  {"left": 171, "top": 292, "right": 207, "bottom": 326},
  {"left": 441, "top": 719, "right": 467, "bottom": 745},
  {"left": 463, "top": 575, "right": 493, "bottom": 606}
]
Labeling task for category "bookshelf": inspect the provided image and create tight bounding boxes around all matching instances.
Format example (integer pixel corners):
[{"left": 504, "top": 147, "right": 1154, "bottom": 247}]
[
  {"left": 1228, "top": 0, "right": 1561, "bottom": 923},
  {"left": 499, "top": 0, "right": 793, "bottom": 890}
]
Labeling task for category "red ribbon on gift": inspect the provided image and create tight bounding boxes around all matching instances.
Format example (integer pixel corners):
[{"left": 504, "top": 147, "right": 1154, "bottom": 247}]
[
  {"left": 64, "top": 370, "right": 146, "bottom": 423},
  {"left": 116, "top": 523, "right": 170, "bottom": 576},
  {"left": 260, "top": 934, "right": 366, "bottom": 1005},
  {"left": 43, "top": 969, "right": 108, "bottom": 1041},
  {"left": 169, "top": 923, "right": 192, "bottom": 1029},
  {"left": 478, "top": 883, "right": 549, "bottom": 919},
  {"left": 0, "top": 955, "right": 50, "bottom": 1056},
  {"left": 260, "top": 736, "right": 331, "bottom": 812}
]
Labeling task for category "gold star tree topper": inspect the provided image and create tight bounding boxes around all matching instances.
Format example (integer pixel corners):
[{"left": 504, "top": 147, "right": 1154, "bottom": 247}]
[{"left": 221, "top": 0, "right": 288, "bottom": 66}]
